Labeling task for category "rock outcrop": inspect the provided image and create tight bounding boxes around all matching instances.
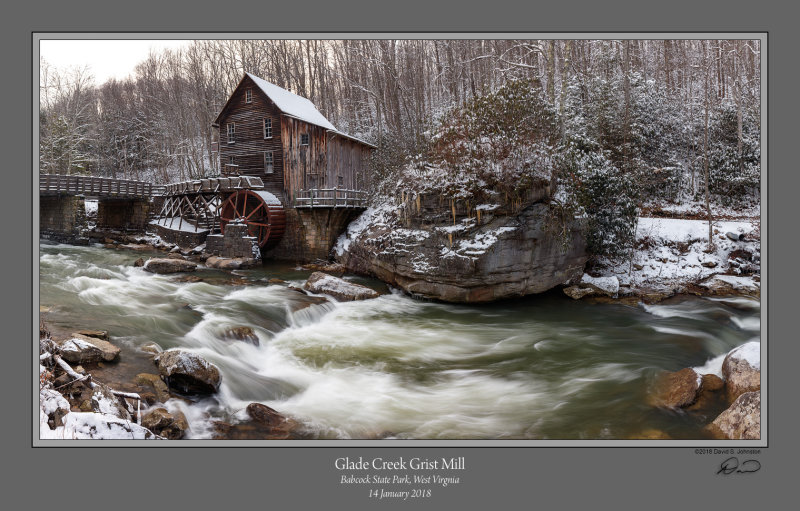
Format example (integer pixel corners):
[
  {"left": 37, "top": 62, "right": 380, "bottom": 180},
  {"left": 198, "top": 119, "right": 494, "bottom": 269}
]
[
  {"left": 153, "top": 349, "right": 221, "bottom": 395},
  {"left": 303, "top": 272, "right": 379, "bottom": 301},
  {"left": 336, "top": 200, "right": 588, "bottom": 303}
]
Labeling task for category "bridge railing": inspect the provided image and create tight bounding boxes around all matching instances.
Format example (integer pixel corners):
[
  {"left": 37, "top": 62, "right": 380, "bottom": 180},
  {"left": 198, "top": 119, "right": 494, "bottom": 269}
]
[
  {"left": 39, "top": 174, "right": 154, "bottom": 198},
  {"left": 294, "top": 188, "right": 368, "bottom": 208}
]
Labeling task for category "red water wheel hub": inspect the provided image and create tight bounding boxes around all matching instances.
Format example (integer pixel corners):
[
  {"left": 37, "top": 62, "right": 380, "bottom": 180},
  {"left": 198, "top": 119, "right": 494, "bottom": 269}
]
[{"left": 219, "top": 190, "right": 286, "bottom": 250}]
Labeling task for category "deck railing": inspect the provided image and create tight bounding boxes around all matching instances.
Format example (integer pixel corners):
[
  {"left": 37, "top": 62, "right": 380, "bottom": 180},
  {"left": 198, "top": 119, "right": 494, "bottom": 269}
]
[
  {"left": 294, "top": 188, "right": 368, "bottom": 208},
  {"left": 161, "top": 176, "right": 264, "bottom": 196},
  {"left": 39, "top": 174, "right": 154, "bottom": 198}
]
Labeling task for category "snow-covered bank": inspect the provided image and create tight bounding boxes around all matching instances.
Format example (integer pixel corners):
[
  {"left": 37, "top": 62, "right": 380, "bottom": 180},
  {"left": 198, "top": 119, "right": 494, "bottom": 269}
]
[{"left": 591, "top": 216, "right": 760, "bottom": 299}]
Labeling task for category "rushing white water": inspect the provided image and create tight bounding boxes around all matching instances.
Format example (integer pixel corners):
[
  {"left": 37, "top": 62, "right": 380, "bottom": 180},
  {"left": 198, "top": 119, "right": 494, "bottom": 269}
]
[{"left": 39, "top": 242, "right": 761, "bottom": 440}]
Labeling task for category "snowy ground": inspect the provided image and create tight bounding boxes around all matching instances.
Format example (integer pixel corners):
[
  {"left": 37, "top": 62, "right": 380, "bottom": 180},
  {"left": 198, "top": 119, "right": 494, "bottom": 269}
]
[
  {"left": 149, "top": 217, "right": 209, "bottom": 233},
  {"left": 594, "top": 215, "right": 760, "bottom": 294}
]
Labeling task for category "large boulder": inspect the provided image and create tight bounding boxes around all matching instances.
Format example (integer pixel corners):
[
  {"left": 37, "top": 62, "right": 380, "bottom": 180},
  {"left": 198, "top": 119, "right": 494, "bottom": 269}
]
[
  {"left": 647, "top": 368, "right": 700, "bottom": 408},
  {"left": 143, "top": 258, "right": 198, "bottom": 274},
  {"left": 59, "top": 334, "right": 120, "bottom": 364},
  {"left": 722, "top": 342, "right": 761, "bottom": 400},
  {"left": 153, "top": 349, "right": 221, "bottom": 395},
  {"left": 706, "top": 391, "right": 761, "bottom": 440},
  {"left": 303, "top": 272, "right": 379, "bottom": 301},
  {"left": 336, "top": 202, "right": 588, "bottom": 303}
]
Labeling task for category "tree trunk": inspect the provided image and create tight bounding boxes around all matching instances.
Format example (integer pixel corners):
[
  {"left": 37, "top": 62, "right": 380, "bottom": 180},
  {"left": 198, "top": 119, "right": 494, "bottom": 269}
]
[
  {"left": 703, "top": 41, "right": 714, "bottom": 251},
  {"left": 736, "top": 41, "right": 744, "bottom": 174},
  {"left": 560, "top": 40, "right": 571, "bottom": 140},
  {"left": 547, "top": 40, "right": 555, "bottom": 103}
]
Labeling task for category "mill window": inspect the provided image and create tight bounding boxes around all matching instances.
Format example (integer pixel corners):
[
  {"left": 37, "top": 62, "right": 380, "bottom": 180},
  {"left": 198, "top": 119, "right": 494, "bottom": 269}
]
[
  {"left": 245, "top": 88, "right": 252, "bottom": 103},
  {"left": 263, "top": 118, "right": 272, "bottom": 139},
  {"left": 264, "top": 151, "right": 274, "bottom": 174},
  {"left": 300, "top": 133, "right": 309, "bottom": 146},
  {"left": 227, "top": 123, "right": 235, "bottom": 144}
]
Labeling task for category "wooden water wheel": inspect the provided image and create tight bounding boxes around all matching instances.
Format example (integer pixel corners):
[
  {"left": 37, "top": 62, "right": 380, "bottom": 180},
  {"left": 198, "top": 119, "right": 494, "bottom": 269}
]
[{"left": 219, "top": 190, "right": 286, "bottom": 250}]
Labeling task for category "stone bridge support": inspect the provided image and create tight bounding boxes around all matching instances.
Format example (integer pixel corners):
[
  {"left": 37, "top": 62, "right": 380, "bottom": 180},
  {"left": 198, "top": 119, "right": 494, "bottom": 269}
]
[
  {"left": 97, "top": 198, "right": 150, "bottom": 231},
  {"left": 39, "top": 195, "right": 87, "bottom": 242},
  {"left": 265, "top": 208, "right": 362, "bottom": 262}
]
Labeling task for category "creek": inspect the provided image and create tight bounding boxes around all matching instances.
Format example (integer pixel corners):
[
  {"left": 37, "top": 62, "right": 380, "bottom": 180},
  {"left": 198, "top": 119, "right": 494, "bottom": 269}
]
[{"left": 39, "top": 242, "right": 760, "bottom": 440}]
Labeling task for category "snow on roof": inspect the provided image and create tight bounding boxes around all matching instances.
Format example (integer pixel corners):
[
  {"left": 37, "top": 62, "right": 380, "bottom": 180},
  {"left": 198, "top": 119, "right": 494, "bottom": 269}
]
[{"left": 246, "top": 73, "right": 337, "bottom": 131}]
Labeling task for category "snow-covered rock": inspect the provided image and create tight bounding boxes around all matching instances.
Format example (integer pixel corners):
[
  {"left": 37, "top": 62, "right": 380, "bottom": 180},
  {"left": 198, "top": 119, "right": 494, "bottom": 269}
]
[
  {"left": 707, "top": 391, "right": 761, "bottom": 440},
  {"left": 59, "top": 334, "right": 120, "bottom": 364},
  {"left": 722, "top": 341, "right": 761, "bottom": 400},
  {"left": 303, "top": 272, "right": 379, "bottom": 301},
  {"left": 89, "top": 383, "right": 130, "bottom": 420},
  {"left": 593, "top": 216, "right": 760, "bottom": 298},
  {"left": 580, "top": 274, "right": 619, "bottom": 297},
  {"left": 700, "top": 275, "right": 760, "bottom": 296},
  {"left": 154, "top": 349, "right": 221, "bottom": 394},
  {"left": 40, "top": 387, "right": 70, "bottom": 428},
  {"left": 41, "top": 412, "right": 158, "bottom": 440}
]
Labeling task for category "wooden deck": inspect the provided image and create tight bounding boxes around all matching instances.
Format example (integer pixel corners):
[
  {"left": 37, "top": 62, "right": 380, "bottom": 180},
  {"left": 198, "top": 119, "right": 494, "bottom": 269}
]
[
  {"left": 161, "top": 176, "right": 264, "bottom": 196},
  {"left": 39, "top": 174, "right": 156, "bottom": 199},
  {"left": 294, "top": 188, "right": 368, "bottom": 209}
]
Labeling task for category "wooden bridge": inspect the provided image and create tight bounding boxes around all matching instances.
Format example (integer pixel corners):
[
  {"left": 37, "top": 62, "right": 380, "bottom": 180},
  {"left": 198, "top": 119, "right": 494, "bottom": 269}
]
[
  {"left": 39, "top": 174, "right": 161, "bottom": 198},
  {"left": 39, "top": 174, "right": 160, "bottom": 240}
]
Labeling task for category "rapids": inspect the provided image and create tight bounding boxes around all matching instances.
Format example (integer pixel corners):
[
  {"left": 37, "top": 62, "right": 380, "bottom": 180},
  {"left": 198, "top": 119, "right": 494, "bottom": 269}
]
[{"left": 39, "top": 242, "right": 761, "bottom": 440}]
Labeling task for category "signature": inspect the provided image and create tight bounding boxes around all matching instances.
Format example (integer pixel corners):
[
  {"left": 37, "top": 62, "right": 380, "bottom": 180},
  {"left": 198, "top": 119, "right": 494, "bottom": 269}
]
[{"left": 717, "top": 457, "right": 761, "bottom": 475}]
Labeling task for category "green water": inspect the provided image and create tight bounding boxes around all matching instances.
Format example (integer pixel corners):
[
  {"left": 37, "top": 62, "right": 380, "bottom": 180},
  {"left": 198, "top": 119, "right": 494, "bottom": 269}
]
[{"left": 39, "top": 242, "right": 760, "bottom": 440}]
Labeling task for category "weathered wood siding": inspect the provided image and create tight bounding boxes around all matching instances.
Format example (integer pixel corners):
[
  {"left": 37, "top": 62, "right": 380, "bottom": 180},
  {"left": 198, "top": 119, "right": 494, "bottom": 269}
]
[
  {"left": 217, "top": 76, "right": 284, "bottom": 200},
  {"left": 325, "top": 135, "right": 372, "bottom": 191},
  {"left": 281, "top": 117, "right": 328, "bottom": 201}
]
